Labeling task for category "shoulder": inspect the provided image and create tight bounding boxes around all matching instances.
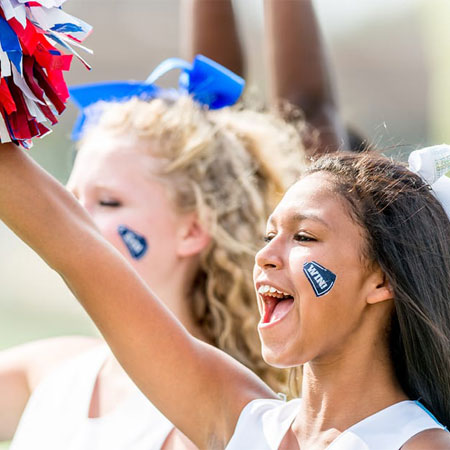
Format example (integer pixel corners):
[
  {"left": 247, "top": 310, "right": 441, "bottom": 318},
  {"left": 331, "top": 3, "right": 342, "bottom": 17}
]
[
  {"left": 226, "top": 398, "right": 300, "bottom": 449},
  {"left": 402, "top": 428, "right": 450, "bottom": 449},
  {"left": 0, "top": 335, "right": 103, "bottom": 390},
  {"left": 27, "top": 336, "right": 103, "bottom": 388},
  {"left": 243, "top": 397, "right": 300, "bottom": 416},
  {"left": 235, "top": 397, "right": 301, "bottom": 432}
]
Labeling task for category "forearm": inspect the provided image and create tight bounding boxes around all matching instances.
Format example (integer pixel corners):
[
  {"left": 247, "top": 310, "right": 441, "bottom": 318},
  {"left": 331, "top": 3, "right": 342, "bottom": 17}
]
[
  {"left": 0, "top": 144, "right": 269, "bottom": 447},
  {"left": 265, "top": 0, "right": 347, "bottom": 152},
  {"left": 0, "top": 144, "right": 207, "bottom": 440},
  {"left": 0, "top": 144, "right": 100, "bottom": 273},
  {"left": 180, "top": 0, "right": 244, "bottom": 76},
  {"left": 0, "top": 145, "right": 190, "bottom": 393}
]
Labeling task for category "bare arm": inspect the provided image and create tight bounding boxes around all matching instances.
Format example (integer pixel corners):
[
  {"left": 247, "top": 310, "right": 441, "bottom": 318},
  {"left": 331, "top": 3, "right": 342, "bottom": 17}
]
[
  {"left": 264, "top": 0, "right": 348, "bottom": 154},
  {"left": 180, "top": 0, "right": 244, "bottom": 76},
  {"left": 0, "top": 144, "right": 274, "bottom": 447},
  {"left": 402, "top": 428, "right": 450, "bottom": 449},
  {"left": 0, "top": 336, "right": 100, "bottom": 441}
]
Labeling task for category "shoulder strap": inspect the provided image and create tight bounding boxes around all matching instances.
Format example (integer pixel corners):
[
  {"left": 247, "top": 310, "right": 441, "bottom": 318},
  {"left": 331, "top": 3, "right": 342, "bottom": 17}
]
[
  {"left": 328, "top": 400, "right": 446, "bottom": 450},
  {"left": 227, "top": 398, "right": 301, "bottom": 449},
  {"left": 30, "top": 344, "right": 110, "bottom": 420}
]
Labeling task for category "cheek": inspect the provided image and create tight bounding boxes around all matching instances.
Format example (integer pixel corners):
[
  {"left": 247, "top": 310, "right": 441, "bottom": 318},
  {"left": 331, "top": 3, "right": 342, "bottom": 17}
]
[
  {"left": 289, "top": 245, "right": 341, "bottom": 300},
  {"left": 253, "top": 263, "right": 262, "bottom": 286},
  {"left": 94, "top": 216, "right": 125, "bottom": 248},
  {"left": 253, "top": 265, "right": 263, "bottom": 314},
  {"left": 300, "top": 263, "right": 368, "bottom": 349},
  {"left": 117, "top": 225, "right": 148, "bottom": 260},
  {"left": 302, "top": 261, "right": 337, "bottom": 298},
  {"left": 93, "top": 215, "right": 150, "bottom": 261}
]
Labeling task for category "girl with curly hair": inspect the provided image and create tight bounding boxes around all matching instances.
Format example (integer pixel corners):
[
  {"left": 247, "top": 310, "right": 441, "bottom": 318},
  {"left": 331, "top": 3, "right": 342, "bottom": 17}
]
[{"left": 0, "top": 89, "right": 304, "bottom": 449}]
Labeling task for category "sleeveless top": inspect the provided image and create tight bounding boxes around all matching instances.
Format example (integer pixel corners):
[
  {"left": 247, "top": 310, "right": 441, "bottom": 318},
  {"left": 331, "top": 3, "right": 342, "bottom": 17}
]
[
  {"left": 10, "top": 345, "right": 174, "bottom": 450},
  {"left": 226, "top": 398, "right": 447, "bottom": 449}
]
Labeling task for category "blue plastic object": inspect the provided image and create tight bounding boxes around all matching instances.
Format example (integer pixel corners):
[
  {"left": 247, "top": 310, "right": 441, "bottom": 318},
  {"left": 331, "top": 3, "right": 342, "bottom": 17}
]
[{"left": 69, "top": 55, "right": 245, "bottom": 140}]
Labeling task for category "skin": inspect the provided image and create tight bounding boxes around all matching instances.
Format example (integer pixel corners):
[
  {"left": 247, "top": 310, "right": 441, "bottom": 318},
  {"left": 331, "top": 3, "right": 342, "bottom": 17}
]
[
  {"left": 180, "top": 0, "right": 244, "bottom": 76},
  {"left": 0, "top": 134, "right": 214, "bottom": 448},
  {"left": 264, "top": 0, "right": 347, "bottom": 154},
  {"left": 67, "top": 133, "right": 210, "bottom": 336},
  {"left": 255, "top": 173, "right": 407, "bottom": 447},
  {"left": 255, "top": 173, "right": 394, "bottom": 367},
  {"left": 264, "top": 0, "right": 348, "bottom": 153},
  {"left": 0, "top": 144, "right": 448, "bottom": 448},
  {"left": 68, "top": 134, "right": 215, "bottom": 448},
  {"left": 181, "top": 0, "right": 348, "bottom": 154}
]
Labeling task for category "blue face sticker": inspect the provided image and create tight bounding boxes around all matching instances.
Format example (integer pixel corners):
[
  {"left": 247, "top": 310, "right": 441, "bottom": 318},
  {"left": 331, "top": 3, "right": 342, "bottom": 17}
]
[
  {"left": 118, "top": 225, "right": 148, "bottom": 260},
  {"left": 303, "top": 261, "right": 337, "bottom": 297}
]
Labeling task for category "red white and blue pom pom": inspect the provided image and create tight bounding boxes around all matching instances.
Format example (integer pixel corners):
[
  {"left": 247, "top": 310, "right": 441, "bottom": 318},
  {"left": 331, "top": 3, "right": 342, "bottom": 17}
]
[{"left": 0, "top": 0, "right": 92, "bottom": 148}]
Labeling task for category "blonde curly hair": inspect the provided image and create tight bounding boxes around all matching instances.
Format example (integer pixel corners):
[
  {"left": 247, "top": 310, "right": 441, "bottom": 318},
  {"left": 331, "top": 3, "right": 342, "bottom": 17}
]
[{"left": 80, "top": 96, "right": 305, "bottom": 391}]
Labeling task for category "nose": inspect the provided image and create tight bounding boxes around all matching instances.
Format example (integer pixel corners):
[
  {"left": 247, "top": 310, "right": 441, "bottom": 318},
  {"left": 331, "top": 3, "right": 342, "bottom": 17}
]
[{"left": 255, "top": 239, "right": 283, "bottom": 270}]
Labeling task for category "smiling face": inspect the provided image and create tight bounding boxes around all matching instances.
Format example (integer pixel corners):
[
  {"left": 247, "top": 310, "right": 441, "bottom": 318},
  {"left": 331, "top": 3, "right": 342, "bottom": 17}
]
[
  {"left": 66, "top": 133, "right": 187, "bottom": 294},
  {"left": 254, "top": 172, "right": 391, "bottom": 368}
]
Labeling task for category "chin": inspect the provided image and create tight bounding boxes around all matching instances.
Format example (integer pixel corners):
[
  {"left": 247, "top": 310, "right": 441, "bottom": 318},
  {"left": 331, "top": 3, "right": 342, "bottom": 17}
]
[{"left": 261, "top": 344, "right": 306, "bottom": 369}]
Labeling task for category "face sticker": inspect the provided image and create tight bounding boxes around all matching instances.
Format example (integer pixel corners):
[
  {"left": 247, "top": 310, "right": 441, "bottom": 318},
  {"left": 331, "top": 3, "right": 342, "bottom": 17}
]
[
  {"left": 118, "top": 225, "right": 148, "bottom": 260},
  {"left": 303, "top": 261, "right": 337, "bottom": 297}
]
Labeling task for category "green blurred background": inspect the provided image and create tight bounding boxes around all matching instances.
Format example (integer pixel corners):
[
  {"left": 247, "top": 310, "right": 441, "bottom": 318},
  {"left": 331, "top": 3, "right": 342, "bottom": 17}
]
[{"left": 1, "top": 0, "right": 450, "bottom": 447}]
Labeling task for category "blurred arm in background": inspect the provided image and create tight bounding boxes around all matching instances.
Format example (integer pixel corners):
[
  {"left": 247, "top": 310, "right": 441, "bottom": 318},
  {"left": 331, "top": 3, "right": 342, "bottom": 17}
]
[
  {"left": 180, "top": 0, "right": 244, "bottom": 76},
  {"left": 265, "top": 0, "right": 348, "bottom": 154},
  {"left": 181, "top": 0, "right": 348, "bottom": 155}
]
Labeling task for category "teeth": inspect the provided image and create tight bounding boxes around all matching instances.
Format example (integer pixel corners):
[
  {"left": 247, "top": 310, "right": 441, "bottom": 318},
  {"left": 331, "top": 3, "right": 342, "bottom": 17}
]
[{"left": 258, "top": 285, "right": 290, "bottom": 297}]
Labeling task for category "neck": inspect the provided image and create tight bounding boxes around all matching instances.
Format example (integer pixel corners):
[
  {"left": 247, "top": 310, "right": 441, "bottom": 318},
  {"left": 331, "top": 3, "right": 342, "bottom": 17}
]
[
  {"left": 142, "top": 257, "right": 208, "bottom": 342},
  {"left": 293, "top": 337, "right": 407, "bottom": 442}
]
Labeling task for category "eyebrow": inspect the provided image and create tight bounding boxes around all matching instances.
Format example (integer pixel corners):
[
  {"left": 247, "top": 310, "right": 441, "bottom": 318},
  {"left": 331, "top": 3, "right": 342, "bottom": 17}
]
[{"left": 268, "top": 213, "right": 330, "bottom": 229}]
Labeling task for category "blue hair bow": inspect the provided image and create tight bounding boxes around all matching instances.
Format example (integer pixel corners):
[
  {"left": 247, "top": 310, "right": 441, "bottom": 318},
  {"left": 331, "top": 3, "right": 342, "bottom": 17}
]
[{"left": 69, "top": 55, "right": 245, "bottom": 140}]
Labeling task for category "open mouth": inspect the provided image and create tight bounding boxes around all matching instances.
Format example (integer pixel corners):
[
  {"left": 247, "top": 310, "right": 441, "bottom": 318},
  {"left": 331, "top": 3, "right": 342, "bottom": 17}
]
[{"left": 258, "top": 285, "right": 295, "bottom": 324}]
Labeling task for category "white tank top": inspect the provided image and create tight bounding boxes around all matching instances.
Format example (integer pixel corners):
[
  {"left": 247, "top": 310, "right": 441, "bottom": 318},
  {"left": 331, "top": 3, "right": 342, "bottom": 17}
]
[
  {"left": 10, "top": 345, "right": 174, "bottom": 450},
  {"left": 226, "top": 398, "right": 447, "bottom": 449}
]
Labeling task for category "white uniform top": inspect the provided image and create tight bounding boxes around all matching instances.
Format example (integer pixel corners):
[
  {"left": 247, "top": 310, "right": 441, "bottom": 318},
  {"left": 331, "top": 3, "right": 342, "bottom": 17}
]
[
  {"left": 10, "top": 345, "right": 174, "bottom": 450},
  {"left": 227, "top": 398, "right": 447, "bottom": 450}
]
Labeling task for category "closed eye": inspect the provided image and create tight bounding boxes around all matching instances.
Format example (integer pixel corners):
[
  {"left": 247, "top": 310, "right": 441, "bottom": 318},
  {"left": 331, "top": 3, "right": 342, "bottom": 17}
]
[{"left": 99, "top": 200, "right": 121, "bottom": 207}]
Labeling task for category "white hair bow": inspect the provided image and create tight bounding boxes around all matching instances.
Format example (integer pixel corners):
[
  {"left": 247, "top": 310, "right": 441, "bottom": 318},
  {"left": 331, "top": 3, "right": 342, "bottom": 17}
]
[{"left": 408, "top": 144, "right": 450, "bottom": 220}]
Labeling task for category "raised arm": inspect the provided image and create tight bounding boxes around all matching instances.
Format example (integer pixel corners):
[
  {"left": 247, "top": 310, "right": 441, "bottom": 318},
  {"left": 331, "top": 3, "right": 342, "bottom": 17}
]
[
  {"left": 264, "top": 0, "right": 348, "bottom": 153},
  {"left": 180, "top": 0, "right": 244, "bottom": 76},
  {"left": 0, "top": 144, "right": 274, "bottom": 447}
]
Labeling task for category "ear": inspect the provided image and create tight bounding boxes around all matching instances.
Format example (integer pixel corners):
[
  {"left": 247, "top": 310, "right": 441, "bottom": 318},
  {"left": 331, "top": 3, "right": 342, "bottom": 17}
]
[
  {"left": 176, "top": 213, "right": 211, "bottom": 258},
  {"left": 366, "top": 267, "right": 394, "bottom": 305}
]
